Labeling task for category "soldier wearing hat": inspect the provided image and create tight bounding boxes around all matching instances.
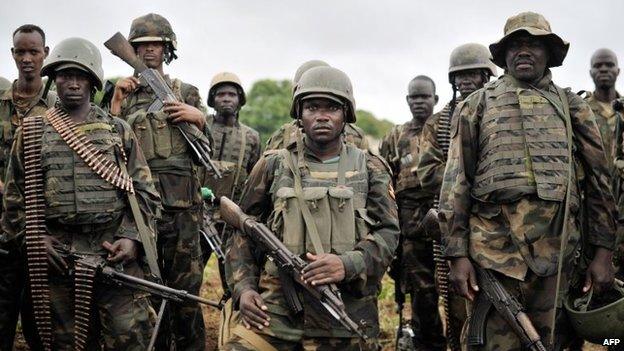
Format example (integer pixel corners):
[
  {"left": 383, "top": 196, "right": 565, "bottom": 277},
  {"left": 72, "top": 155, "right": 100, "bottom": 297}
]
[
  {"left": 2, "top": 37, "right": 160, "bottom": 350},
  {"left": 415, "top": 43, "right": 497, "bottom": 348},
  {"left": 265, "top": 59, "right": 370, "bottom": 151},
  {"left": 109, "top": 13, "right": 208, "bottom": 350},
  {"left": 223, "top": 66, "right": 399, "bottom": 350},
  {"left": 439, "top": 12, "right": 617, "bottom": 349},
  {"left": 0, "top": 24, "right": 57, "bottom": 350}
]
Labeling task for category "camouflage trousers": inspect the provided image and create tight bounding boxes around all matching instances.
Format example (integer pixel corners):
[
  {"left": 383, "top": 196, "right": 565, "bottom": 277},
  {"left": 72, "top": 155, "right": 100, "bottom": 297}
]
[
  {"left": 464, "top": 270, "right": 573, "bottom": 351},
  {"left": 154, "top": 208, "right": 206, "bottom": 351},
  {"left": 398, "top": 202, "right": 445, "bottom": 350},
  {"left": 223, "top": 329, "right": 378, "bottom": 351},
  {"left": 0, "top": 247, "right": 24, "bottom": 350},
  {"left": 41, "top": 262, "right": 155, "bottom": 350}
]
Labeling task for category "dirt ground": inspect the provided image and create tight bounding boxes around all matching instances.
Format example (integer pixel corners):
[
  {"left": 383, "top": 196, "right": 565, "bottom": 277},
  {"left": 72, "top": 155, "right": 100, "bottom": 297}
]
[{"left": 12, "top": 257, "right": 607, "bottom": 350}]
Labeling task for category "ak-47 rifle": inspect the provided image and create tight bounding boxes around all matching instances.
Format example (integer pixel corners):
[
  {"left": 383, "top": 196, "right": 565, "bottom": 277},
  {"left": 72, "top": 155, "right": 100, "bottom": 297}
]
[
  {"left": 56, "top": 247, "right": 221, "bottom": 350},
  {"left": 467, "top": 266, "right": 547, "bottom": 351},
  {"left": 103, "top": 32, "right": 221, "bottom": 179},
  {"left": 219, "top": 196, "right": 368, "bottom": 340},
  {"left": 200, "top": 188, "right": 225, "bottom": 260}
]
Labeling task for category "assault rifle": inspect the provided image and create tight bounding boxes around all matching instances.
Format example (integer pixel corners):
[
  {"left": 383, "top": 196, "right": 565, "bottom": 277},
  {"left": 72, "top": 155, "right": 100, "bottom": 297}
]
[
  {"left": 200, "top": 187, "right": 225, "bottom": 260},
  {"left": 219, "top": 196, "right": 367, "bottom": 340},
  {"left": 467, "top": 266, "right": 547, "bottom": 351},
  {"left": 389, "top": 235, "right": 415, "bottom": 350},
  {"left": 103, "top": 32, "right": 221, "bottom": 179}
]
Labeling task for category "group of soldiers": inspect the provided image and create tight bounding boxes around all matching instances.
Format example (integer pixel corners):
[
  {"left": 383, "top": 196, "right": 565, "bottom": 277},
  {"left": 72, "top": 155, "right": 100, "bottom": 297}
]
[{"left": 0, "top": 8, "right": 622, "bottom": 351}]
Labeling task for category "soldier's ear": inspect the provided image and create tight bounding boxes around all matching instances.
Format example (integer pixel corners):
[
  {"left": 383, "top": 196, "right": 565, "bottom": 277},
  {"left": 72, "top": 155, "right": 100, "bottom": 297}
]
[
  {"left": 44, "top": 46, "right": 49, "bottom": 58},
  {"left": 434, "top": 94, "right": 439, "bottom": 105}
]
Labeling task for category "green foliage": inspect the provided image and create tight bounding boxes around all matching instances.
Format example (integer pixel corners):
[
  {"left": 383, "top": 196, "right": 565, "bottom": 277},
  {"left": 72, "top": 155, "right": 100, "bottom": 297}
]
[
  {"left": 93, "top": 77, "right": 121, "bottom": 106},
  {"left": 239, "top": 79, "right": 294, "bottom": 145},
  {"left": 355, "top": 109, "right": 394, "bottom": 139}
]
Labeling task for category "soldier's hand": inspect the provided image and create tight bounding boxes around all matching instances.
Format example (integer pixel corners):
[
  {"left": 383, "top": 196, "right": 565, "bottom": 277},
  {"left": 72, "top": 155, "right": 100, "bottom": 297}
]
[
  {"left": 164, "top": 101, "right": 205, "bottom": 130},
  {"left": 584, "top": 247, "right": 615, "bottom": 294},
  {"left": 42, "top": 235, "right": 68, "bottom": 275},
  {"left": 239, "top": 290, "right": 270, "bottom": 330},
  {"left": 110, "top": 77, "right": 140, "bottom": 115},
  {"left": 102, "top": 239, "right": 138, "bottom": 265},
  {"left": 449, "top": 257, "right": 479, "bottom": 301},
  {"left": 301, "top": 253, "right": 346, "bottom": 285}
]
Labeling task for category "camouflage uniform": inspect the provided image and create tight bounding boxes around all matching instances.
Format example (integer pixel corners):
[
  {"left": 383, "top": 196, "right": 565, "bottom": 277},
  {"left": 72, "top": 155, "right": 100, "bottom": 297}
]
[
  {"left": 0, "top": 82, "right": 57, "bottom": 350},
  {"left": 2, "top": 104, "right": 160, "bottom": 350},
  {"left": 265, "top": 120, "right": 369, "bottom": 151},
  {"left": 582, "top": 91, "right": 621, "bottom": 170},
  {"left": 118, "top": 75, "right": 208, "bottom": 350},
  {"left": 379, "top": 118, "right": 445, "bottom": 349},
  {"left": 439, "top": 71, "right": 617, "bottom": 349},
  {"left": 224, "top": 140, "right": 399, "bottom": 350}
]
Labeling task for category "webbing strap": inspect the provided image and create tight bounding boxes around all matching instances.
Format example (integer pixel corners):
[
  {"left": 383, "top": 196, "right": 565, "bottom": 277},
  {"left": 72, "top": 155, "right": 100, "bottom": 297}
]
[
  {"left": 232, "top": 325, "right": 278, "bottom": 351},
  {"left": 230, "top": 125, "right": 248, "bottom": 202}
]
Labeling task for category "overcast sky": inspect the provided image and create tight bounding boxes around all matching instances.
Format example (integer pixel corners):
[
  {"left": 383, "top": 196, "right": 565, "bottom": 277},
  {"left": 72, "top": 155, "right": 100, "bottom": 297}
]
[{"left": 1, "top": 0, "right": 622, "bottom": 124}]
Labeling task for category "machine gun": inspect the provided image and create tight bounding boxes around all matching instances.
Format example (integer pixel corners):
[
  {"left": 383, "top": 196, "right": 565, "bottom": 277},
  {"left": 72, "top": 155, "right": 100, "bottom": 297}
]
[
  {"left": 219, "top": 196, "right": 367, "bottom": 340},
  {"left": 467, "top": 266, "right": 547, "bottom": 351},
  {"left": 103, "top": 32, "right": 221, "bottom": 178}
]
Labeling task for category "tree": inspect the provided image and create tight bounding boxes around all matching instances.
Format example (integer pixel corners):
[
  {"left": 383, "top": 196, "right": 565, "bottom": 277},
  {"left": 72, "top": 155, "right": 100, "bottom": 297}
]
[
  {"left": 239, "top": 79, "right": 293, "bottom": 145},
  {"left": 355, "top": 109, "right": 393, "bottom": 139}
]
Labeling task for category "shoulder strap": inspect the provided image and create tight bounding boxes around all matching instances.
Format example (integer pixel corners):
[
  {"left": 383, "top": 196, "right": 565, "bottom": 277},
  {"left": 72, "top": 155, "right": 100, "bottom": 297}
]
[
  {"left": 232, "top": 325, "right": 278, "bottom": 351},
  {"left": 229, "top": 124, "right": 249, "bottom": 202}
]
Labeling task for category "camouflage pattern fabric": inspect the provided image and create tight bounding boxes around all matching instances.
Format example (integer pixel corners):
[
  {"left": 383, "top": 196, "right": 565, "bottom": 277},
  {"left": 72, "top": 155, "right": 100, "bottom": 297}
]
[
  {"left": 223, "top": 328, "right": 379, "bottom": 351},
  {"left": 119, "top": 75, "right": 207, "bottom": 350},
  {"left": 582, "top": 91, "right": 621, "bottom": 171},
  {"left": 439, "top": 71, "right": 617, "bottom": 347},
  {"left": 1, "top": 104, "right": 160, "bottom": 350},
  {"left": 265, "top": 120, "right": 369, "bottom": 151},
  {"left": 379, "top": 117, "right": 445, "bottom": 349},
  {"left": 0, "top": 85, "right": 56, "bottom": 350},
  {"left": 224, "top": 141, "right": 399, "bottom": 345}
]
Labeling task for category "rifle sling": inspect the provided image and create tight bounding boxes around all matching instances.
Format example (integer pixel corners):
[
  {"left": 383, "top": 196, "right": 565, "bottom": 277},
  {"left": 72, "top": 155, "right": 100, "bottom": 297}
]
[
  {"left": 232, "top": 325, "right": 278, "bottom": 351},
  {"left": 230, "top": 125, "right": 248, "bottom": 202}
]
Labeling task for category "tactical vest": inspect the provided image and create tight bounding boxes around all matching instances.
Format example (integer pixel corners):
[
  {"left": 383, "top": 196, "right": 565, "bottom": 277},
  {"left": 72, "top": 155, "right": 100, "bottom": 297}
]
[
  {"left": 204, "top": 116, "right": 254, "bottom": 201},
  {"left": 268, "top": 145, "right": 374, "bottom": 257},
  {"left": 41, "top": 108, "right": 126, "bottom": 223},
  {"left": 123, "top": 78, "right": 200, "bottom": 209},
  {"left": 472, "top": 80, "right": 569, "bottom": 202}
]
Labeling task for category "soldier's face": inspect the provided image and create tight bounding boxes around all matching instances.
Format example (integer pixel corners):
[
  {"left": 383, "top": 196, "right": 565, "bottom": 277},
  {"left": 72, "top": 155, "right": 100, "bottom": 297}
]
[
  {"left": 504, "top": 35, "right": 549, "bottom": 84},
  {"left": 214, "top": 84, "right": 240, "bottom": 116},
  {"left": 590, "top": 51, "right": 620, "bottom": 90},
  {"left": 300, "top": 98, "right": 345, "bottom": 145},
  {"left": 55, "top": 68, "right": 92, "bottom": 110},
  {"left": 11, "top": 31, "right": 48, "bottom": 81},
  {"left": 406, "top": 79, "right": 437, "bottom": 121},
  {"left": 136, "top": 41, "right": 165, "bottom": 69},
  {"left": 453, "top": 69, "right": 486, "bottom": 99}
]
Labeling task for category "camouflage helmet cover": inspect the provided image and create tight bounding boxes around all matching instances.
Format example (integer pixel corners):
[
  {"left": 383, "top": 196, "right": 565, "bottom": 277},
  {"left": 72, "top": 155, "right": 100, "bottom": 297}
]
[
  {"left": 0, "top": 76, "right": 11, "bottom": 91},
  {"left": 448, "top": 43, "right": 498, "bottom": 83},
  {"left": 207, "top": 72, "right": 246, "bottom": 108},
  {"left": 41, "top": 37, "right": 104, "bottom": 90},
  {"left": 489, "top": 11, "right": 570, "bottom": 68},
  {"left": 291, "top": 66, "right": 356, "bottom": 123},
  {"left": 564, "top": 280, "right": 624, "bottom": 343},
  {"left": 128, "top": 13, "right": 177, "bottom": 50}
]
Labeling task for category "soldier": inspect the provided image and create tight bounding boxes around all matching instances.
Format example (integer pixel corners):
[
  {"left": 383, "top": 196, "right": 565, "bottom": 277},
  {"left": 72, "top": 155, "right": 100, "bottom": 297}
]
[
  {"left": 0, "top": 24, "right": 56, "bottom": 350},
  {"left": 109, "top": 13, "right": 207, "bottom": 350},
  {"left": 440, "top": 12, "right": 617, "bottom": 350},
  {"left": 415, "top": 43, "right": 496, "bottom": 348},
  {"left": 2, "top": 37, "right": 160, "bottom": 350},
  {"left": 223, "top": 66, "right": 399, "bottom": 350},
  {"left": 265, "top": 59, "right": 370, "bottom": 151},
  {"left": 379, "top": 75, "right": 445, "bottom": 350}
]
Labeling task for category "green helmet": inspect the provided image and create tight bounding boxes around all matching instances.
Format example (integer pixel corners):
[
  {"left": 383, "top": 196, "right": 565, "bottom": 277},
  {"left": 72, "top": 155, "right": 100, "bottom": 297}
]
[
  {"left": 448, "top": 43, "right": 498, "bottom": 83},
  {"left": 290, "top": 66, "right": 356, "bottom": 123},
  {"left": 41, "top": 37, "right": 104, "bottom": 90},
  {"left": 564, "top": 280, "right": 624, "bottom": 343},
  {"left": 207, "top": 72, "right": 246, "bottom": 108},
  {"left": 490, "top": 11, "right": 569, "bottom": 68},
  {"left": 128, "top": 13, "right": 177, "bottom": 63},
  {"left": 0, "top": 77, "right": 11, "bottom": 91},
  {"left": 292, "top": 60, "right": 330, "bottom": 94}
]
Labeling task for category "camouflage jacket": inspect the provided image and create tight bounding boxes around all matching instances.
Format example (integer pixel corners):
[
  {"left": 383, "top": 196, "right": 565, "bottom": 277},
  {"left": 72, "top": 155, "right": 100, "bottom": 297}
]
[
  {"left": 379, "top": 117, "right": 434, "bottom": 204},
  {"left": 265, "top": 120, "right": 369, "bottom": 151},
  {"left": 417, "top": 102, "right": 453, "bottom": 196},
  {"left": 1, "top": 104, "right": 161, "bottom": 256},
  {"left": 225, "top": 140, "right": 399, "bottom": 338},
  {"left": 117, "top": 75, "right": 207, "bottom": 210},
  {"left": 198, "top": 114, "right": 261, "bottom": 203},
  {"left": 582, "top": 91, "right": 621, "bottom": 171},
  {"left": 0, "top": 82, "right": 57, "bottom": 184},
  {"left": 439, "top": 72, "right": 617, "bottom": 280}
]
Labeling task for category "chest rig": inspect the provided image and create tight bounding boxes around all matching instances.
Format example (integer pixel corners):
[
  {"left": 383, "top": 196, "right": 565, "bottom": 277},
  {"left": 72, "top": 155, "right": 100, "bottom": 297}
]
[
  {"left": 269, "top": 145, "right": 371, "bottom": 256},
  {"left": 473, "top": 80, "right": 570, "bottom": 202},
  {"left": 205, "top": 116, "right": 253, "bottom": 201}
]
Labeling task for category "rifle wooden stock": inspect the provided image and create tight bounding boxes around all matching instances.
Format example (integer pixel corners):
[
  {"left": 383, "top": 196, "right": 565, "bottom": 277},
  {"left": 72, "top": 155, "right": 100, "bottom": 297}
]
[
  {"left": 219, "top": 196, "right": 248, "bottom": 232},
  {"left": 104, "top": 32, "right": 147, "bottom": 72}
]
